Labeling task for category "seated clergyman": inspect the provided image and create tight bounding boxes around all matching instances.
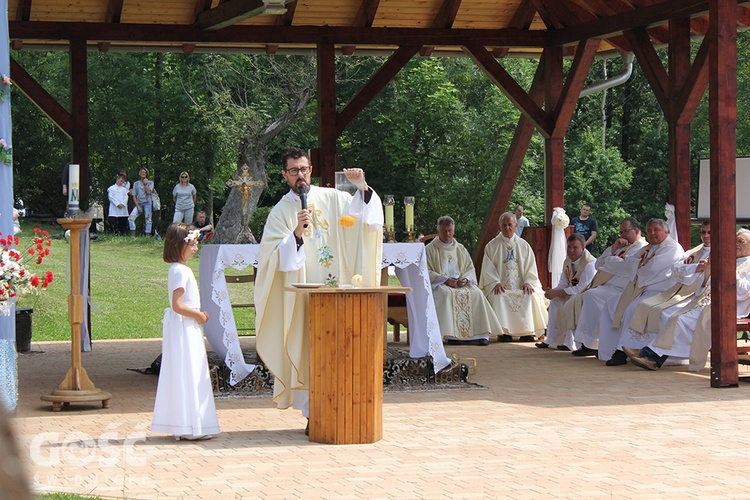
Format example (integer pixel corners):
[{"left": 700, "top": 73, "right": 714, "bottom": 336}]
[
  {"left": 626, "top": 228, "right": 750, "bottom": 371},
  {"left": 479, "top": 212, "right": 548, "bottom": 342},
  {"left": 536, "top": 233, "right": 597, "bottom": 351},
  {"left": 425, "top": 216, "right": 502, "bottom": 346}
]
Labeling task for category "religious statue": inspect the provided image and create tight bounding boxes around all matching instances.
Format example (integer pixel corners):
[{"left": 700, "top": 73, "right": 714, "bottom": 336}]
[{"left": 225, "top": 164, "right": 263, "bottom": 244}]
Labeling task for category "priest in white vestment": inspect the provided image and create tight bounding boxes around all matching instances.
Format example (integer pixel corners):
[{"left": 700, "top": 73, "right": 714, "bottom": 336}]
[
  {"left": 479, "top": 212, "right": 548, "bottom": 341},
  {"left": 626, "top": 229, "right": 750, "bottom": 371},
  {"left": 255, "top": 148, "right": 383, "bottom": 428},
  {"left": 570, "top": 217, "right": 647, "bottom": 357},
  {"left": 597, "top": 218, "right": 684, "bottom": 365},
  {"left": 426, "top": 216, "right": 502, "bottom": 346},
  {"left": 628, "top": 220, "right": 710, "bottom": 336},
  {"left": 536, "top": 233, "right": 596, "bottom": 351}
]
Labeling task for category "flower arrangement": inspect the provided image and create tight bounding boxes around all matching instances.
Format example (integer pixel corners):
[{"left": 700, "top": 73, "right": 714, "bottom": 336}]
[
  {"left": 0, "top": 138, "right": 11, "bottom": 165},
  {"left": 0, "top": 74, "right": 11, "bottom": 103},
  {"left": 0, "top": 228, "right": 54, "bottom": 314},
  {"left": 551, "top": 208, "right": 570, "bottom": 230}
]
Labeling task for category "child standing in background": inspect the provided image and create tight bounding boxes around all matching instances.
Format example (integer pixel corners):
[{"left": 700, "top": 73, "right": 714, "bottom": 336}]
[{"left": 151, "top": 223, "right": 220, "bottom": 441}]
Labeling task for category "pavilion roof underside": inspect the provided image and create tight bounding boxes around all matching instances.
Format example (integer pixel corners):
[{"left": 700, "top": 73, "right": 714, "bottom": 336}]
[{"left": 7, "top": 0, "right": 750, "bottom": 57}]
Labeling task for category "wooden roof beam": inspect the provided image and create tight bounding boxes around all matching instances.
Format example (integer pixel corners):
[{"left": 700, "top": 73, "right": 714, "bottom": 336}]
[
  {"left": 551, "top": 0, "right": 729, "bottom": 46},
  {"left": 336, "top": 44, "right": 420, "bottom": 135},
  {"left": 675, "top": 35, "right": 709, "bottom": 125},
  {"left": 494, "top": 0, "right": 537, "bottom": 58},
  {"left": 197, "top": 0, "right": 294, "bottom": 31},
  {"left": 342, "top": 0, "right": 381, "bottom": 56},
  {"left": 9, "top": 22, "right": 550, "bottom": 48},
  {"left": 623, "top": 27, "right": 669, "bottom": 112},
  {"left": 421, "top": 0, "right": 463, "bottom": 56},
  {"left": 15, "top": 0, "right": 31, "bottom": 21},
  {"left": 9, "top": 56, "right": 73, "bottom": 137},
  {"left": 551, "top": 38, "right": 600, "bottom": 137},
  {"left": 104, "top": 0, "right": 124, "bottom": 23},
  {"left": 464, "top": 42, "right": 553, "bottom": 137}
]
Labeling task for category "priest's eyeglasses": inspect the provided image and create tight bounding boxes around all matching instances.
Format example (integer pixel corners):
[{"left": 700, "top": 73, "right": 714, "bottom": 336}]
[{"left": 285, "top": 166, "right": 311, "bottom": 176}]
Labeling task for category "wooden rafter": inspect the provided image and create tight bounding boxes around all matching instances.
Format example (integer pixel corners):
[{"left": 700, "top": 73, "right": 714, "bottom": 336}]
[
  {"left": 196, "top": 0, "right": 292, "bottom": 31},
  {"left": 464, "top": 42, "right": 553, "bottom": 137},
  {"left": 421, "top": 0, "right": 463, "bottom": 56},
  {"left": 551, "top": 38, "right": 600, "bottom": 137},
  {"left": 104, "top": 0, "right": 125, "bottom": 24},
  {"left": 552, "top": 0, "right": 723, "bottom": 47},
  {"left": 336, "top": 44, "right": 420, "bottom": 135},
  {"left": 675, "top": 36, "right": 709, "bottom": 125},
  {"left": 9, "top": 56, "right": 72, "bottom": 137},
  {"left": 623, "top": 27, "right": 669, "bottom": 111},
  {"left": 9, "top": 22, "right": 550, "bottom": 48},
  {"left": 15, "top": 0, "right": 31, "bottom": 22},
  {"left": 493, "top": 0, "right": 537, "bottom": 58},
  {"left": 342, "top": 0, "right": 381, "bottom": 55}
]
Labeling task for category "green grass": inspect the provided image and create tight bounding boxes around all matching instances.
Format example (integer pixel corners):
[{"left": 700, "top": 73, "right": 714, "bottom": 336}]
[
  {"left": 12, "top": 219, "right": 399, "bottom": 342},
  {"left": 14, "top": 220, "right": 201, "bottom": 341}
]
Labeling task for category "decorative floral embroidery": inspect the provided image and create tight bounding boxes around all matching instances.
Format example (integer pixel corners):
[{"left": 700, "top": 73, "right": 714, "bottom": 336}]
[
  {"left": 324, "top": 273, "right": 338, "bottom": 287},
  {"left": 318, "top": 245, "right": 334, "bottom": 268},
  {"left": 304, "top": 202, "right": 330, "bottom": 238}
]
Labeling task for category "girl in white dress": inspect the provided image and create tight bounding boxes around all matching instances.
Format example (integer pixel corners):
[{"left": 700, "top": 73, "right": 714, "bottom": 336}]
[{"left": 151, "top": 223, "right": 220, "bottom": 441}]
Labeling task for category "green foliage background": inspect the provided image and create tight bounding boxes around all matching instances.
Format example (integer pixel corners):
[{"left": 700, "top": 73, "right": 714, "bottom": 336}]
[{"left": 11, "top": 33, "right": 748, "bottom": 255}]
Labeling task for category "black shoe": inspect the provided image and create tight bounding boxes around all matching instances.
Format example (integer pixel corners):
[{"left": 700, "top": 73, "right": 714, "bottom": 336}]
[
  {"left": 605, "top": 349, "right": 628, "bottom": 366},
  {"left": 475, "top": 338, "right": 490, "bottom": 346},
  {"left": 519, "top": 335, "right": 536, "bottom": 342},
  {"left": 572, "top": 345, "right": 598, "bottom": 357},
  {"left": 556, "top": 345, "right": 571, "bottom": 351},
  {"left": 535, "top": 342, "right": 550, "bottom": 349},
  {"left": 445, "top": 338, "right": 460, "bottom": 345},
  {"left": 305, "top": 419, "right": 309, "bottom": 436},
  {"left": 499, "top": 334, "right": 514, "bottom": 343}
]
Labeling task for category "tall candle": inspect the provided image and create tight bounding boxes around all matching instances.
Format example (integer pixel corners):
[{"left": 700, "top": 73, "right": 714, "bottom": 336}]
[
  {"left": 385, "top": 204, "right": 394, "bottom": 228},
  {"left": 68, "top": 163, "right": 80, "bottom": 216},
  {"left": 404, "top": 199, "right": 414, "bottom": 230}
]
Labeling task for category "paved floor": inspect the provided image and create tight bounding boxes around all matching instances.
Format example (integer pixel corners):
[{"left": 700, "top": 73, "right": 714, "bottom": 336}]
[{"left": 10, "top": 335, "right": 750, "bottom": 499}]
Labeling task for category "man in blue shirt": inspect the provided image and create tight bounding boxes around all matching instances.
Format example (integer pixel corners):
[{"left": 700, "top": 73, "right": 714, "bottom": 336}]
[{"left": 570, "top": 204, "right": 597, "bottom": 253}]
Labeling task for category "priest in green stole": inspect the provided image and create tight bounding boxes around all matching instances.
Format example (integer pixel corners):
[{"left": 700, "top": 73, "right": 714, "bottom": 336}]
[{"left": 255, "top": 148, "right": 383, "bottom": 424}]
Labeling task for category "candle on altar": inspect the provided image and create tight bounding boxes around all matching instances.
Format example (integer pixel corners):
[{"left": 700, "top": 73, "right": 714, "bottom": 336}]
[
  {"left": 404, "top": 196, "right": 415, "bottom": 230},
  {"left": 67, "top": 163, "right": 80, "bottom": 216},
  {"left": 384, "top": 195, "right": 395, "bottom": 229}
]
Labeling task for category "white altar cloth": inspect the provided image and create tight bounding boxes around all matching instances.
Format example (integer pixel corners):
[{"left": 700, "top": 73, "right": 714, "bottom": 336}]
[{"left": 199, "top": 242, "right": 449, "bottom": 386}]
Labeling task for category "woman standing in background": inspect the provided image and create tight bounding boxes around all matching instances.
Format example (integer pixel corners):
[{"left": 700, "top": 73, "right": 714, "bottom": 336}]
[{"left": 172, "top": 171, "right": 197, "bottom": 224}]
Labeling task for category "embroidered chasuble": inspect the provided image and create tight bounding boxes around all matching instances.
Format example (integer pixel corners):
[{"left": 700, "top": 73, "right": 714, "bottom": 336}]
[
  {"left": 652, "top": 257, "right": 750, "bottom": 371},
  {"left": 547, "top": 250, "right": 597, "bottom": 341},
  {"left": 628, "top": 244, "right": 709, "bottom": 335},
  {"left": 611, "top": 236, "right": 684, "bottom": 329},
  {"left": 425, "top": 238, "right": 501, "bottom": 340},
  {"left": 255, "top": 185, "right": 383, "bottom": 409},
  {"left": 479, "top": 233, "right": 548, "bottom": 336},
  {"left": 565, "top": 238, "right": 647, "bottom": 331}
]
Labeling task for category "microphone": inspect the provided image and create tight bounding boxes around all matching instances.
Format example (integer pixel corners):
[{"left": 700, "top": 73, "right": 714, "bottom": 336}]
[{"left": 298, "top": 183, "right": 309, "bottom": 228}]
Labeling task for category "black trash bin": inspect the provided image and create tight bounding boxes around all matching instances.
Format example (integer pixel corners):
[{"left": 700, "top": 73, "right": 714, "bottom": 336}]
[{"left": 15, "top": 308, "right": 33, "bottom": 353}]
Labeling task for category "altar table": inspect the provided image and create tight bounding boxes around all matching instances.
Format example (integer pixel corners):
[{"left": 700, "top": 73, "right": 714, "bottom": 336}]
[{"left": 198, "top": 243, "right": 449, "bottom": 386}]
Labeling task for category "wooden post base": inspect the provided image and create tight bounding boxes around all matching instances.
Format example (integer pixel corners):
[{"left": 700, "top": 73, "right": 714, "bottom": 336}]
[{"left": 41, "top": 389, "right": 112, "bottom": 412}]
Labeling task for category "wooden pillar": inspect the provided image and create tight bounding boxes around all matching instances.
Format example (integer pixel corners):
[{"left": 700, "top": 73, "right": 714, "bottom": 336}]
[
  {"left": 69, "top": 37, "right": 89, "bottom": 208},
  {"left": 544, "top": 46, "right": 564, "bottom": 220},
  {"left": 317, "top": 43, "right": 337, "bottom": 187},
  {"left": 668, "top": 18, "right": 693, "bottom": 249},
  {"left": 708, "top": 0, "right": 738, "bottom": 387}
]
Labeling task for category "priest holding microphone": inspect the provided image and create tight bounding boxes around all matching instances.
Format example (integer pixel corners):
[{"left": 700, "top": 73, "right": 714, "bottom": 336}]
[{"left": 255, "top": 147, "right": 383, "bottom": 434}]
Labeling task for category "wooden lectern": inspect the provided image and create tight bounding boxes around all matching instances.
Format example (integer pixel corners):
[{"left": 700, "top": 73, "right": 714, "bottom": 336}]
[
  {"left": 41, "top": 219, "right": 111, "bottom": 411},
  {"left": 291, "top": 285, "right": 409, "bottom": 444}
]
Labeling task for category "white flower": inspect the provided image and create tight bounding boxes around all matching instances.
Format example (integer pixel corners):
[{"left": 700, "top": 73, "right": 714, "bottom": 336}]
[
  {"left": 551, "top": 207, "right": 570, "bottom": 230},
  {"left": 184, "top": 229, "right": 201, "bottom": 243}
]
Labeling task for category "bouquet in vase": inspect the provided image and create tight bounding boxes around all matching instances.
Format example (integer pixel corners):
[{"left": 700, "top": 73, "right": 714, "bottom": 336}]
[{"left": 0, "top": 228, "right": 54, "bottom": 315}]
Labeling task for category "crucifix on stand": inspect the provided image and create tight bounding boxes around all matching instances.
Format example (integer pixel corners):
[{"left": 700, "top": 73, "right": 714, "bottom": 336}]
[{"left": 226, "top": 164, "right": 263, "bottom": 244}]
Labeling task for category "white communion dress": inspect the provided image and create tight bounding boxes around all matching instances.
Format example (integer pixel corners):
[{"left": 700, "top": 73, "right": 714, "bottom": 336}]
[{"left": 151, "top": 263, "right": 220, "bottom": 439}]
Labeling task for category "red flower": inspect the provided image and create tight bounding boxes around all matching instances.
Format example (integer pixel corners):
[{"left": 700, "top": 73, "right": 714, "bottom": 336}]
[
  {"left": 28, "top": 248, "right": 35, "bottom": 255},
  {"left": 30, "top": 275, "right": 39, "bottom": 287}
]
